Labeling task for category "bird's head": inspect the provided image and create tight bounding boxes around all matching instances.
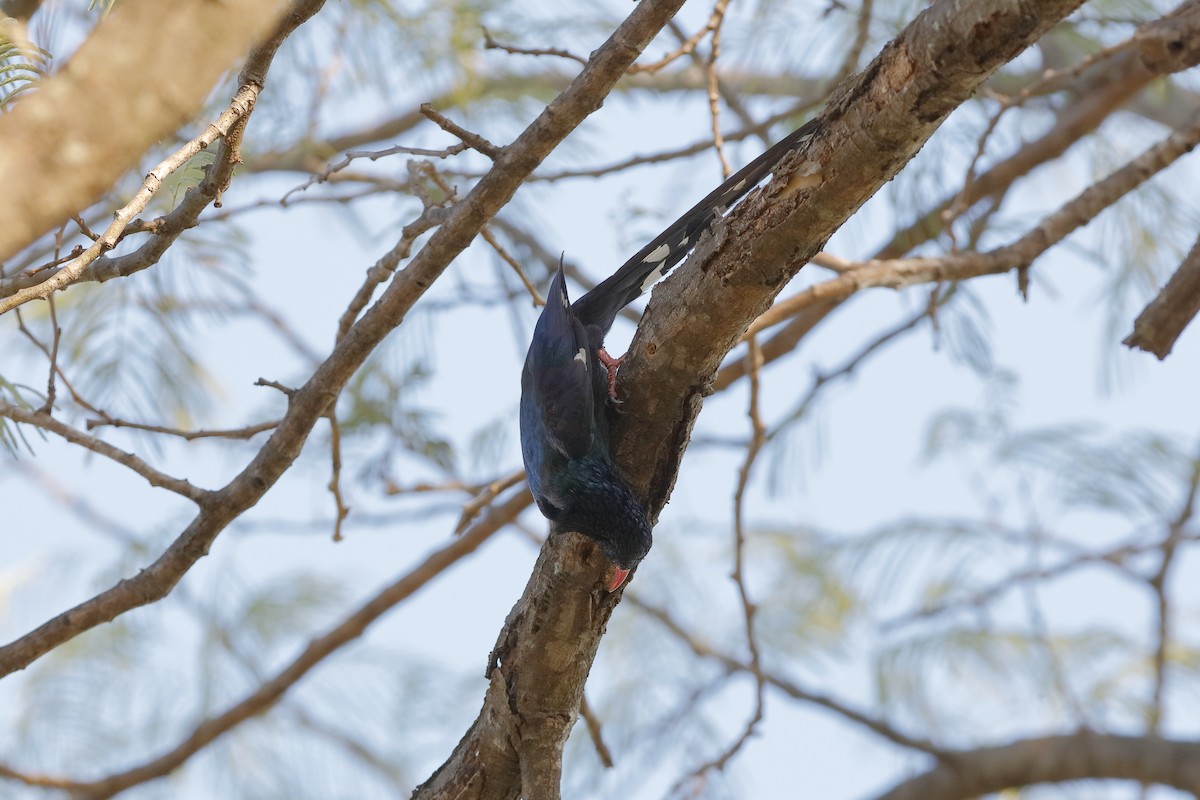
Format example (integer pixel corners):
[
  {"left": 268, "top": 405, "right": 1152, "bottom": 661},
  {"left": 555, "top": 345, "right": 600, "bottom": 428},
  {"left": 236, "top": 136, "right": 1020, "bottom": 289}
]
[{"left": 554, "top": 456, "right": 652, "bottom": 592}]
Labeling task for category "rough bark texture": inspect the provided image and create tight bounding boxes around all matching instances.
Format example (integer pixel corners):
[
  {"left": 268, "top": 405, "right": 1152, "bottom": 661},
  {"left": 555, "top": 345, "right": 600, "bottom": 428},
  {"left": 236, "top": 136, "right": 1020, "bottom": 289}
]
[
  {"left": 0, "top": 0, "right": 290, "bottom": 263},
  {"left": 616, "top": 0, "right": 1087, "bottom": 510},
  {"left": 416, "top": 1, "right": 1088, "bottom": 798},
  {"left": 413, "top": 533, "right": 620, "bottom": 800}
]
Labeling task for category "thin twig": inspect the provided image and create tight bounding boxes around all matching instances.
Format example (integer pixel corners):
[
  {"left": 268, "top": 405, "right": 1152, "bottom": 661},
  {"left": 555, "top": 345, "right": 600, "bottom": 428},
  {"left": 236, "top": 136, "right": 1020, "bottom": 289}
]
[
  {"left": 672, "top": 336, "right": 767, "bottom": 794},
  {"left": 327, "top": 409, "right": 350, "bottom": 542},
  {"left": 481, "top": 227, "right": 544, "bottom": 306},
  {"left": 423, "top": 165, "right": 544, "bottom": 306},
  {"left": 41, "top": 295, "right": 60, "bottom": 412},
  {"left": 578, "top": 694, "right": 615, "bottom": 768},
  {"left": 9, "top": 488, "right": 528, "bottom": 800},
  {"left": 482, "top": 27, "right": 587, "bottom": 65},
  {"left": 419, "top": 103, "right": 501, "bottom": 159},
  {"left": 254, "top": 378, "right": 297, "bottom": 398},
  {"left": 703, "top": 0, "right": 732, "bottom": 178},
  {"left": 84, "top": 416, "right": 280, "bottom": 441},
  {"left": 279, "top": 140, "right": 465, "bottom": 205},
  {"left": 630, "top": 0, "right": 728, "bottom": 75},
  {"left": 455, "top": 469, "right": 526, "bottom": 534},
  {"left": 0, "top": 83, "right": 261, "bottom": 313},
  {"left": 0, "top": 402, "right": 211, "bottom": 503}
]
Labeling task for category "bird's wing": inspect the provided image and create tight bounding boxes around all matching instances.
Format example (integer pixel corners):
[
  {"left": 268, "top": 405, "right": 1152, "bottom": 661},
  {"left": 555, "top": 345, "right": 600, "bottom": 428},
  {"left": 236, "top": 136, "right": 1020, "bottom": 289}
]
[
  {"left": 526, "top": 267, "right": 594, "bottom": 460},
  {"left": 571, "top": 116, "right": 823, "bottom": 334}
]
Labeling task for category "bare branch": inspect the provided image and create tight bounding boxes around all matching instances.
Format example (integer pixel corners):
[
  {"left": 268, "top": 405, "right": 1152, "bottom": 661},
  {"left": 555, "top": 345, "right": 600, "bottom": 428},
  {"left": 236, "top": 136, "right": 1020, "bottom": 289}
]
[
  {"left": 482, "top": 27, "right": 587, "bottom": 65},
  {"left": 630, "top": 0, "right": 727, "bottom": 75},
  {"left": 752, "top": 117, "right": 1200, "bottom": 338},
  {"left": 326, "top": 410, "right": 350, "bottom": 542},
  {"left": 455, "top": 469, "right": 528, "bottom": 534},
  {"left": 578, "top": 694, "right": 615, "bottom": 769},
  {"left": 631, "top": 598, "right": 945, "bottom": 756},
  {"left": 0, "top": 0, "right": 290, "bottom": 263},
  {"left": 419, "top": 103, "right": 502, "bottom": 160},
  {"left": 34, "top": 489, "right": 526, "bottom": 800},
  {"left": 702, "top": 0, "right": 733, "bottom": 178},
  {"left": 0, "top": 0, "right": 698, "bottom": 685},
  {"left": 0, "top": 402, "right": 211, "bottom": 503},
  {"left": 84, "top": 415, "right": 280, "bottom": 442},
  {"left": 871, "top": 733, "right": 1200, "bottom": 800},
  {"left": 1123, "top": 231, "right": 1200, "bottom": 358}
]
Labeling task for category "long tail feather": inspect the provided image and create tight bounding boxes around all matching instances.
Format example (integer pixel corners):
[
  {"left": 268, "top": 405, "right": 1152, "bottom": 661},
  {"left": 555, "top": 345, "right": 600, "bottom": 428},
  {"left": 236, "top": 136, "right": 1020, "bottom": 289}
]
[{"left": 571, "top": 116, "right": 823, "bottom": 333}]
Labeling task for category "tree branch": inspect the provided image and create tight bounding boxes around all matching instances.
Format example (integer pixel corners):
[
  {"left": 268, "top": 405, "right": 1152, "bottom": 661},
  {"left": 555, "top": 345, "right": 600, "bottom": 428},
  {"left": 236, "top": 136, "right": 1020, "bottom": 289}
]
[
  {"left": 872, "top": 733, "right": 1200, "bottom": 800},
  {"left": 748, "top": 116, "right": 1200, "bottom": 332},
  {"left": 0, "top": 0, "right": 693, "bottom": 691},
  {"left": 616, "top": 0, "right": 1086, "bottom": 510},
  {"left": 0, "top": 0, "right": 329, "bottom": 308},
  {"left": 1123, "top": 231, "right": 1200, "bottom": 358},
  {"left": 418, "top": 2, "right": 1089, "bottom": 798},
  {"left": 48, "top": 489, "right": 525, "bottom": 800},
  {"left": 0, "top": 402, "right": 210, "bottom": 503},
  {"left": 875, "top": 0, "right": 1200, "bottom": 261},
  {"left": 0, "top": 0, "right": 291, "bottom": 263}
]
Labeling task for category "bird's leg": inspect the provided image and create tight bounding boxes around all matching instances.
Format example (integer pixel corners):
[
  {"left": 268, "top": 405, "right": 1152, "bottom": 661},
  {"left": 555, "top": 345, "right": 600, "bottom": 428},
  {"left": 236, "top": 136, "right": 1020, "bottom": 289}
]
[{"left": 596, "top": 347, "right": 624, "bottom": 402}]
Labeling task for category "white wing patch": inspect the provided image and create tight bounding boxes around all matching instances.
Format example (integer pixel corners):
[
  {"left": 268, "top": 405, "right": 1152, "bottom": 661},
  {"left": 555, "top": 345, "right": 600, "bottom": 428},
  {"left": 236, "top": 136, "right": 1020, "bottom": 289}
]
[
  {"left": 574, "top": 347, "right": 587, "bottom": 364},
  {"left": 640, "top": 262, "right": 666, "bottom": 292},
  {"left": 642, "top": 243, "right": 670, "bottom": 263}
]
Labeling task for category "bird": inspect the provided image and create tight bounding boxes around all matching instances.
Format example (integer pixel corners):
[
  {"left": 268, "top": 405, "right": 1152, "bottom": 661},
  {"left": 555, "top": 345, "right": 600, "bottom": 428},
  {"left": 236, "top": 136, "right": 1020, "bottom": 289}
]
[{"left": 520, "top": 116, "right": 823, "bottom": 592}]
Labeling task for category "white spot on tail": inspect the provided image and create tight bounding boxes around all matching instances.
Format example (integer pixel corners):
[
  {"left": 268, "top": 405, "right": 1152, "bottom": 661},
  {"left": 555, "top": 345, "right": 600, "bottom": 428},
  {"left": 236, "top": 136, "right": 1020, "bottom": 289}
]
[
  {"left": 640, "top": 262, "right": 666, "bottom": 292},
  {"left": 574, "top": 347, "right": 586, "bottom": 364},
  {"left": 642, "top": 243, "right": 670, "bottom": 263},
  {"left": 731, "top": 178, "right": 747, "bottom": 192},
  {"left": 678, "top": 235, "right": 688, "bottom": 246}
]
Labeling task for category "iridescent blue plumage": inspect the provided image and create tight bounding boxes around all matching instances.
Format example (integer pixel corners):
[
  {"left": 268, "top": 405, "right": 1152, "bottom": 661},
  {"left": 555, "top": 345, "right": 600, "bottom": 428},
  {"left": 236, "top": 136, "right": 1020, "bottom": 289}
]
[
  {"left": 519, "top": 117, "right": 824, "bottom": 588},
  {"left": 520, "top": 268, "right": 652, "bottom": 585}
]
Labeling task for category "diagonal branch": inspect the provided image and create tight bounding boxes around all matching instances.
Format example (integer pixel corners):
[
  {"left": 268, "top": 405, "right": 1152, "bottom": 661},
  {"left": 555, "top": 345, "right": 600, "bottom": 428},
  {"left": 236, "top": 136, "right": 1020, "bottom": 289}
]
[
  {"left": 747, "top": 116, "right": 1200, "bottom": 332},
  {"left": 616, "top": 0, "right": 1087, "bottom": 510},
  {"left": 0, "top": 0, "right": 328, "bottom": 310},
  {"left": 43, "top": 489, "right": 525, "bottom": 800},
  {"left": 1123, "top": 230, "right": 1200, "bottom": 358},
  {"left": 0, "top": 402, "right": 210, "bottom": 503},
  {"left": 0, "top": 0, "right": 695, "bottom": 687},
  {"left": 0, "top": 84, "right": 259, "bottom": 312},
  {"left": 416, "top": 2, "right": 1089, "bottom": 799},
  {"left": 871, "top": 733, "right": 1200, "bottom": 800},
  {"left": 0, "top": 0, "right": 291, "bottom": 263}
]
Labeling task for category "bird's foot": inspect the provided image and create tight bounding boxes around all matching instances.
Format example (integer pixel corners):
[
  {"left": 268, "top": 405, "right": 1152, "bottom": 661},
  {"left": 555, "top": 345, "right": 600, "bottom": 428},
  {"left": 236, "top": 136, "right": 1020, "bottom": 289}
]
[{"left": 597, "top": 347, "right": 624, "bottom": 403}]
